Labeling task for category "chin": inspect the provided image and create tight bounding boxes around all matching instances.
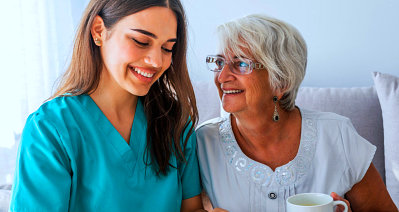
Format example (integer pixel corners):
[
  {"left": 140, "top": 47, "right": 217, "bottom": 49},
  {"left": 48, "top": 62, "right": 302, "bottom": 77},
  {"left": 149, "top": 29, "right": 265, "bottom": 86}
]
[
  {"left": 222, "top": 97, "right": 244, "bottom": 113},
  {"left": 128, "top": 87, "right": 151, "bottom": 97},
  {"left": 222, "top": 103, "right": 240, "bottom": 114}
]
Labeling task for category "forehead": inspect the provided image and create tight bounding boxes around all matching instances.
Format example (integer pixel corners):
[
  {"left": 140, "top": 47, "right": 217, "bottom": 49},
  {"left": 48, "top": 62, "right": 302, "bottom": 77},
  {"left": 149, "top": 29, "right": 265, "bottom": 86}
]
[
  {"left": 218, "top": 46, "right": 254, "bottom": 61},
  {"left": 115, "top": 6, "right": 177, "bottom": 39}
]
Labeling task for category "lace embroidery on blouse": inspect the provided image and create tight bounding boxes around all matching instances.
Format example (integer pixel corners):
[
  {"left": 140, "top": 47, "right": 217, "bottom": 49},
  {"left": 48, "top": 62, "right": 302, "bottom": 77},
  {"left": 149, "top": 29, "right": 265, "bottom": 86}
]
[{"left": 219, "top": 115, "right": 317, "bottom": 188}]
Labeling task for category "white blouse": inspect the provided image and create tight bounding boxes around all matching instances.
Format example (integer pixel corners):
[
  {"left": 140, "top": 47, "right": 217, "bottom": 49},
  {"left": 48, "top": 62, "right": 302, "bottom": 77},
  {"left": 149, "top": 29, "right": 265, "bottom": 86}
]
[{"left": 196, "top": 109, "right": 376, "bottom": 212}]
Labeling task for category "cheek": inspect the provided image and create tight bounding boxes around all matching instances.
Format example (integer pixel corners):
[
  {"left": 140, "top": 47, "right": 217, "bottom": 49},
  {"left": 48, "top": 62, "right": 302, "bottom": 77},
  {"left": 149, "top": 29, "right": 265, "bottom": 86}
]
[
  {"left": 162, "top": 55, "right": 172, "bottom": 70},
  {"left": 122, "top": 45, "right": 142, "bottom": 61},
  {"left": 247, "top": 78, "right": 270, "bottom": 103},
  {"left": 214, "top": 72, "right": 220, "bottom": 85},
  {"left": 105, "top": 42, "right": 136, "bottom": 66},
  {"left": 214, "top": 73, "right": 223, "bottom": 98},
  {"left": 114, "top": 37, "right": 144, "bottom": 61}
]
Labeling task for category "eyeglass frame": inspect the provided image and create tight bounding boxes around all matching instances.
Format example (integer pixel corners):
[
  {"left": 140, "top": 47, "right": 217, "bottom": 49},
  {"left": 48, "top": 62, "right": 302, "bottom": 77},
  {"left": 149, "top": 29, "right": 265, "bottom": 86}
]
[{"left": 206, "top": 55, "right": 265, "bottom": 75}]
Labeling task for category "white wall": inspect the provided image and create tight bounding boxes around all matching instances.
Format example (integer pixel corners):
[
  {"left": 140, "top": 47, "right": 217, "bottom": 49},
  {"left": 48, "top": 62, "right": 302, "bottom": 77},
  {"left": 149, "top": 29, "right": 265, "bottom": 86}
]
[{"left": 182, "top": 0, "right": 399, "bottom": 87}]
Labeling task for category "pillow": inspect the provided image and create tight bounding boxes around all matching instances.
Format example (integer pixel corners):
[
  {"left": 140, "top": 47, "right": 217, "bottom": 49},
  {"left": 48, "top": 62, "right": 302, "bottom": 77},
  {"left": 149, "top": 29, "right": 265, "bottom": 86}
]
[{"left": 373, "top": 72, "right": 399, "bottom": 207}]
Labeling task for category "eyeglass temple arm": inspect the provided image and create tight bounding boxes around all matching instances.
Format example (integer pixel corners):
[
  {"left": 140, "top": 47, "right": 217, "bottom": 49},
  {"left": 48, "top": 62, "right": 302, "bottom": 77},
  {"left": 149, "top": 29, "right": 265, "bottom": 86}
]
[
  {"left": 254, "top": 63, "right": 265, "bottom": 69},
  {"left": 206, "top": 56, "right": 216, "bottom": 63}
]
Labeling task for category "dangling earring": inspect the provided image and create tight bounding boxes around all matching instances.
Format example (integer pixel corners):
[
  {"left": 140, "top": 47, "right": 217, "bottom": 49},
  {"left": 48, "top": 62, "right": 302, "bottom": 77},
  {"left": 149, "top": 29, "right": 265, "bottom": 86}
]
[
  {"left": 273, "top": 96, "right": 279, "bottom": 122},
  {"left": 94, "top": 37, "right": 101, "bottom": 46}
]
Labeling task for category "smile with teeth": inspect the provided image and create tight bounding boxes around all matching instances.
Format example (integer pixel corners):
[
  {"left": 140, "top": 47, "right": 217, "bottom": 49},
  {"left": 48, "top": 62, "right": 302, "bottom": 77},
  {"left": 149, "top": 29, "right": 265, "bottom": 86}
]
[
  {"left": 133, "top": 67, "right": 154, "bottom": 78},
  {"left": 223, "top": 89, "right": 243, "bottom": 94}
]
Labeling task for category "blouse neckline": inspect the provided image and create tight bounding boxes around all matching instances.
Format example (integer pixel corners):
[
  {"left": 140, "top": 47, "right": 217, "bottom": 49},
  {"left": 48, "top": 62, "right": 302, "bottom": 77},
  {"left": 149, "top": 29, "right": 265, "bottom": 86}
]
[{"left": 218, "top": 108, "right": 317, "bottom": 188}]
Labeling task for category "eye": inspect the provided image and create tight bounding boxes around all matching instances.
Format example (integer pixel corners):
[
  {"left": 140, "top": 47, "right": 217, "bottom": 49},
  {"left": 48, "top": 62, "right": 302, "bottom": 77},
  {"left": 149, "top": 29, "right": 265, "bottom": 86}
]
[
  {"left": 232, "top": 61, "right": 250, "bottom": 70},
  {"left": 237, "top": 61, "right": 249, "bottom": 67},
  {"left": 162, "top": 47, "right": 173, "bottom": 53},
  {"left": 215, "top": 59, "right": 225, "bottom": 69},
  {"left": 131, "top": 37, "right": 149, "bottom": 46}
]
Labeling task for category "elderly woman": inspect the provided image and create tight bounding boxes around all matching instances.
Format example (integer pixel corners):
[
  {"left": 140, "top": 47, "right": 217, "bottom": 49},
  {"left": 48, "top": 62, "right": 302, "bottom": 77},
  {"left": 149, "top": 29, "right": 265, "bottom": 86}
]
[{"left": 196, "top": 14, "right": 397, "bottom": 212}]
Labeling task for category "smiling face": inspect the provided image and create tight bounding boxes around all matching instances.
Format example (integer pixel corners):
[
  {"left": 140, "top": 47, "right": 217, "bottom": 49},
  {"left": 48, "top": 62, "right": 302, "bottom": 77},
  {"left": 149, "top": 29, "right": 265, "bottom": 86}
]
[
  {"left": 93, "top": 6, "right": 177, "bottom": 96},
  {"left": 214, "top": 53, "right": 275, "bottom": 116}
]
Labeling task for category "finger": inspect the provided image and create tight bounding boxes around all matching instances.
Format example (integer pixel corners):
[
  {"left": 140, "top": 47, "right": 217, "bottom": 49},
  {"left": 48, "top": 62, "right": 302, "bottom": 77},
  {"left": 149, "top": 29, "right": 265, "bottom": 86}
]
[
  {"left": 331, "top": 192, "right": 351, "bottom": 212},
  {"left": 335, "top": 205, "right": 345, "bottom": 212},
  {"left": 331, "top": 192, "right": 343, "bottom": 201}
]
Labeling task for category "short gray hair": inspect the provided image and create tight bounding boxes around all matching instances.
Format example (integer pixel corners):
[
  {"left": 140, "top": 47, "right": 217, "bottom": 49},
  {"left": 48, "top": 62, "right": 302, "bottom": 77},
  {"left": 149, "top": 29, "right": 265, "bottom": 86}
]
[{"left": 217, "top": 14, "right": 307, "bottom": 110}]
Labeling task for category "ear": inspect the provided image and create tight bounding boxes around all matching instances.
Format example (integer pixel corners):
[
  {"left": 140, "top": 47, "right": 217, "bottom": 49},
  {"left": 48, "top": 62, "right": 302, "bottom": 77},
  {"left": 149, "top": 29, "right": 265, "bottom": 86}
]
[
  {"left": 91, "top": 15, "right": 106, "bottom": 46},
  {"left": 274, "top": 88, "right": 286, "bottom": 101}
]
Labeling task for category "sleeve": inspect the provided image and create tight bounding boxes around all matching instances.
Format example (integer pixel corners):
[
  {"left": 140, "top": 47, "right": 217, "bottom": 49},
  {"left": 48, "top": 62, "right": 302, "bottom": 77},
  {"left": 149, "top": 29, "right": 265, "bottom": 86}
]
[
  {"left": 340, "top": 118, "right": 377, "bottom": 186},
  {"left": 179, "top": 128, "right": 202, "bottom": 200},
  {"left": 9, "top": 113, "right": 72, "bottom": 212}
]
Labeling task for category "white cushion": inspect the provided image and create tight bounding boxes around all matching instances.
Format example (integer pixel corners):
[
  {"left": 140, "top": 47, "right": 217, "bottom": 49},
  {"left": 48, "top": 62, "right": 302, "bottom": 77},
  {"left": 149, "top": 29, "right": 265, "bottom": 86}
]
[{"left": 373, "top": 72, "right": 399, "bottom": 207}]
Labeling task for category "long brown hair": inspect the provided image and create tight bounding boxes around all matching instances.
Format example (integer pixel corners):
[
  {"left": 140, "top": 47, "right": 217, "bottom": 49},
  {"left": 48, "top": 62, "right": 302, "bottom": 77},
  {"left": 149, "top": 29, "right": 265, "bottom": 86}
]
[{"left": 52, "top": 0, "right": 198, "bottom": 175}]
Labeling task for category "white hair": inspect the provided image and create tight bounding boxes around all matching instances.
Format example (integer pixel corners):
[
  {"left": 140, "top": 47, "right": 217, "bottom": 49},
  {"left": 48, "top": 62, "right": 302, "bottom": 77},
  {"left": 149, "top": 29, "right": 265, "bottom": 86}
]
[{"left": 217, "top": 14, "right": 307, "bottom": 110}]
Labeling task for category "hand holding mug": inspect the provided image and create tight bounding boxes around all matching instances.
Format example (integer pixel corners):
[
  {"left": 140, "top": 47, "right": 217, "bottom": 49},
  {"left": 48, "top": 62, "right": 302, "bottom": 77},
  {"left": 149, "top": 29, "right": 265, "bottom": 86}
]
[{"left": 331, "top": 192, "right": 351, "bottom": 212}]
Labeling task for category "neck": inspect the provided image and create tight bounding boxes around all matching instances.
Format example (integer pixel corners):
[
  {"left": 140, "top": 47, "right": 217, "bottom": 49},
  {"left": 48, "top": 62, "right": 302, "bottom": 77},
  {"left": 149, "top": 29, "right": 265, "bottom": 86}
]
[
  {"left": 232, "top": 107, "right": 298, "bottom": 148},
  {"left": 89, "top": 72, "right": 138, "bottom": 120}
]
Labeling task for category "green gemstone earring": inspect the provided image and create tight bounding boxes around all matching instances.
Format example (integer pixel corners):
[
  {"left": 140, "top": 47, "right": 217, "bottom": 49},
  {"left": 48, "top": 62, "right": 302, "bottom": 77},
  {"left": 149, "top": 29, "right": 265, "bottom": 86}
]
[{"left": 94, "top": 38, "right": 101, "bottom": 46}]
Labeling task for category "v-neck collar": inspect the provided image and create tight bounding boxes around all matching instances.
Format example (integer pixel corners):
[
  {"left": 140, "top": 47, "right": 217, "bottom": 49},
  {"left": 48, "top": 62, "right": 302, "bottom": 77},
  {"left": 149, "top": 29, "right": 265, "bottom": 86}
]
[
  {"left": 129, "top": 97, "right": 147, "bottom": 152},
  {"left": 77, "top": 94, "right": 146, "bottom": 173}
]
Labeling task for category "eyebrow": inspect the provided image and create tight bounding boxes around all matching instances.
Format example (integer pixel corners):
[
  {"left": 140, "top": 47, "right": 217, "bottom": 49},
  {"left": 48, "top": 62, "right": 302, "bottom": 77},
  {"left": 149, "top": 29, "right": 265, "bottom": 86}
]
[
  {"left": 130, "top": 28, "right": 177, "bottom": 42},
  {"left": 215, "top": 55, "right": 243, "bottom": 60}
]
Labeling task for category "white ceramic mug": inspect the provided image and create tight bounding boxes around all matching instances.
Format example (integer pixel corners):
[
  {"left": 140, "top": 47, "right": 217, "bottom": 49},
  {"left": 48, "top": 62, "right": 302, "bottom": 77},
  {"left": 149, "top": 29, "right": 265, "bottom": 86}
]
[{"left": 286, "top": 193, "right": 348, "bottom": 212}]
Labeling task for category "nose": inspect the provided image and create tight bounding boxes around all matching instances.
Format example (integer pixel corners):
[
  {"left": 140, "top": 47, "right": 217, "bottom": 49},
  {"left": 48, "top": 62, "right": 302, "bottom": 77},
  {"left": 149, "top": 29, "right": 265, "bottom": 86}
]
[
  {"left": 216, "top": 64, "right": 234, "bottom": 83},
  {"left": 144, "top": 48, "right": 162, "bottom": 69}
]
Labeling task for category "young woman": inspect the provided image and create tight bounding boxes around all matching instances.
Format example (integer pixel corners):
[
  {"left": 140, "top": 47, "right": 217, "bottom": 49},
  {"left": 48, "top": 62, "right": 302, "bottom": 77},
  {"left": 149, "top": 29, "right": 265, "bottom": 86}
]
[{"left": 10, "top": 0, "right": 203, "bottom": 211}]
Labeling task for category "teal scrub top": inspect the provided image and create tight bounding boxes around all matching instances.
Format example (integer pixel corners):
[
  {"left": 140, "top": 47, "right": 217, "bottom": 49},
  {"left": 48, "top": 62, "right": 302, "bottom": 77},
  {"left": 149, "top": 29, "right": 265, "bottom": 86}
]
[{"left": 10, "top": 94, "right": 201, "bottom": 212}]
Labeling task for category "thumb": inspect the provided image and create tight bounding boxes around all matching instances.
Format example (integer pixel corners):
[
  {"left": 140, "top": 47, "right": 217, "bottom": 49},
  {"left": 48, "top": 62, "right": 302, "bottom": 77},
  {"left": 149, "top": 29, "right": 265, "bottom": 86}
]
[{"left": 331, "top": 192, "right": 342, "bottom": 200}]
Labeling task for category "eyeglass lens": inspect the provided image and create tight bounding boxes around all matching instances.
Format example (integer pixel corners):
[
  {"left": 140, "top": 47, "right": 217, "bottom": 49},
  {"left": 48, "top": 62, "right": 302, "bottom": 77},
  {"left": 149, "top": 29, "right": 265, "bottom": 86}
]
[{"left": 206, "top": 56, "right": 252, "bottom": 74}]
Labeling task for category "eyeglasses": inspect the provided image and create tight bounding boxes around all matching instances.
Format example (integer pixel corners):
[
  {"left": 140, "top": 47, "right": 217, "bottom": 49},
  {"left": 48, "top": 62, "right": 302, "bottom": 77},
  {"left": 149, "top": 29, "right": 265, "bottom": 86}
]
[{"left": 206, "top": 55, "right": 265, "bottom": 75}]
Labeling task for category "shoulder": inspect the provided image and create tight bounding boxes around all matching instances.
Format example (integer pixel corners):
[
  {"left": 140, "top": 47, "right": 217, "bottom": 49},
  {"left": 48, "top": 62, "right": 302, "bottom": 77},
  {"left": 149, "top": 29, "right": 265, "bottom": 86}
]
[
  {"left": 301, "top": 108, "right": 350, "bottom": 123},
  {"left": 196, "top": 117, "right": 225, "bottom": 142},
  {"left": 301, "top": 108, "right": 375, "bottom": 159},
  {"left": 300, "top": 108, "right": 363, "bottom": 151},
  {"left": 196, "top": 117, "right": 225, "bottom": 132},
  {"left": 300, "top": 108, "right": 352, "bottom": 131},
  {"left": 25, "top": 95, "right": 85, "bottom": 136},
  {"left": 34, "top": 95, "right": 83, "bottom": 119},
  {"left": 301, "top": 110, "right": 376, "bottom": 187},
  {"left": 195, "top": 117, "right": 226, "bottom": 151},
  {"left": 20, "top": 97, "right": 84, "bottom": 155}
]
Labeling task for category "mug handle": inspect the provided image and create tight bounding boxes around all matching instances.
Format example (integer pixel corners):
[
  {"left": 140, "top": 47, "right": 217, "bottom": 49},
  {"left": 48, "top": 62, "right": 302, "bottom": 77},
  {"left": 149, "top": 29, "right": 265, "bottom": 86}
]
[{"left": 333, "top": 200, "right": 348, "bottom": 212}]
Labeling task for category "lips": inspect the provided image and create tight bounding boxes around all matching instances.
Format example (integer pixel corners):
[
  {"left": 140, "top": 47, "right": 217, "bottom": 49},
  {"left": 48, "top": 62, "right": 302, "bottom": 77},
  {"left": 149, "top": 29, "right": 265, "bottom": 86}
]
[
  {"left": 129, "top": 66, "right": 155, "bottom": 78},
  {"left": 223, "top": 89, "right": 243, "bottom": 94},
  {"left": 222, "top": 89, "right": 244, "bottom": 94}
]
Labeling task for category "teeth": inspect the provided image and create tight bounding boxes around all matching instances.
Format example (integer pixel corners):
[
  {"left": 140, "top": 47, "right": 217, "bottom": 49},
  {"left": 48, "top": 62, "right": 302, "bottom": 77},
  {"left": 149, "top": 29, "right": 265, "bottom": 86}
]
[
  {"left": 133, "top": 67, "right": 154, "bottom": 78},
  {"left": 223, "top": 90, "right": 243, "bottom": 94}
]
